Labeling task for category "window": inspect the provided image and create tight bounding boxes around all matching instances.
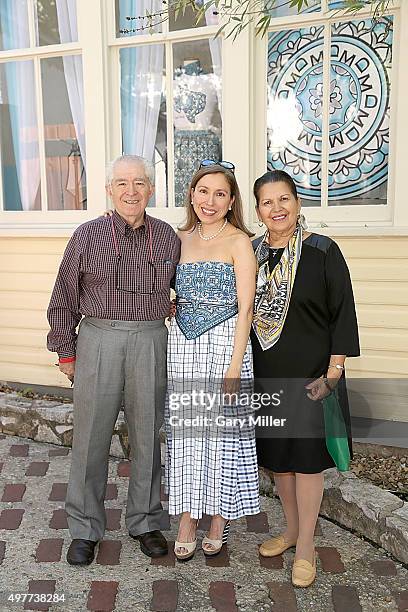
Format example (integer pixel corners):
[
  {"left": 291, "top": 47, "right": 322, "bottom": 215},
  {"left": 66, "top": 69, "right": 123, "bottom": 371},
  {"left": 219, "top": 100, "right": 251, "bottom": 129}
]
[
  {"left": 115, "top": 0, "right": 213, "bottom": 36},
  {"left": 113, "top": 0, "right": 222, "bottom": 210},
  {"left": 262, "top": 0, "right": 398, "bottom": 224},
  {"left": 0, "top": 0, "right": 86, "bottom": 213}
]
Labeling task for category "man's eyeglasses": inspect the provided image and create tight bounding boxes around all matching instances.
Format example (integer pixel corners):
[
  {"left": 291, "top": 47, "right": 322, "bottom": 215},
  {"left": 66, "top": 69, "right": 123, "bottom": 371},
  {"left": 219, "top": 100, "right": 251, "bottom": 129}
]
[
  {"left": 115, "top": 257, "right": 157, "bottom": 295},
  {"left": 200, "top": 159, "right": 235, "bottom": 173},
  {"left": 110, "top": 213, "right": 157, "bottom": 294}
]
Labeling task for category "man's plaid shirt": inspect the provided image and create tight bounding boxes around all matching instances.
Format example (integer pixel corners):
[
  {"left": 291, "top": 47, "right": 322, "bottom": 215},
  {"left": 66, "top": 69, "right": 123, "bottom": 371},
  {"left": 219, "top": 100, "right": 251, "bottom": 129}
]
[{"left": 47, "top": 211, "right": 180, "bottom": 359}]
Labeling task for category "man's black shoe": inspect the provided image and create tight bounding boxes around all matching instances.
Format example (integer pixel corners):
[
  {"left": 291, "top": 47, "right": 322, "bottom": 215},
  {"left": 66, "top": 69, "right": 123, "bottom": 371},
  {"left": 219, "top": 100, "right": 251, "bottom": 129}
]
[
  {"left": 131, "top": 530, "right": 168, "bottom": 558},
  {"left": 66, "top": 539, "right": 98, "bottom": 566}
]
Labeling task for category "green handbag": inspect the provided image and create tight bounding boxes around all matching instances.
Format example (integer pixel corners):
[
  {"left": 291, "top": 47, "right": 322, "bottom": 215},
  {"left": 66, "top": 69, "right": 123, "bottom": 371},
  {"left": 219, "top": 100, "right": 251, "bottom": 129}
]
[{"left": 322, "top": 388, "right": 351, "bottom": 472}]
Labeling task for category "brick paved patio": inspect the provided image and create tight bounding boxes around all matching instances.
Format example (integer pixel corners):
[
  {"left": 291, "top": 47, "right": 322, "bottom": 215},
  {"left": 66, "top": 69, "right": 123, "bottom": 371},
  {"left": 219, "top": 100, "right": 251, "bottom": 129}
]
[{"left": 0, "top": 434, "right": 407, "bottom": 612}]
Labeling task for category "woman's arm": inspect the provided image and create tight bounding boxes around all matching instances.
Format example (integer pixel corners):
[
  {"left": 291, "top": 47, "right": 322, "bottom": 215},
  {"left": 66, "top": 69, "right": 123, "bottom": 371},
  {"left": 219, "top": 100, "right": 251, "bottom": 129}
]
[
  {"left": 224, "top": 234, "right": 257, "bottom": 393},
  {"left": 306, "top": 354, "right": 346, "bottom": 401},
  {"left": 306, "top": 240, "right": 358, "bottom": 401}
]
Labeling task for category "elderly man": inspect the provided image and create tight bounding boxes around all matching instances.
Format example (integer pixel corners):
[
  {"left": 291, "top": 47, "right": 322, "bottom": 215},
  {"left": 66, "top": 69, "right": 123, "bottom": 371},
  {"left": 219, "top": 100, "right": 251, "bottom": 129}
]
[{"left": 47, "top": 155, "right": 180, "bottom": 565}]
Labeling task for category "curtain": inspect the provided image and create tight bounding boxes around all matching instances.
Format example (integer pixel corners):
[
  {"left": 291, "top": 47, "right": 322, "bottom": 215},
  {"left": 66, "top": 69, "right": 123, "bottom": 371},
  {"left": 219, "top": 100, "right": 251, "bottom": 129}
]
[
  {"left": 119, "top": 0, "right": 164, "bottom": 161},
  {"left": 55, "top": 0, "right": 86, "bottom": 166},
  {"left": 0, "top": 0, "right": 40, "bottom": 210},
  {"left": 205, "top": 4, "right": 222, "bottom": 111}
]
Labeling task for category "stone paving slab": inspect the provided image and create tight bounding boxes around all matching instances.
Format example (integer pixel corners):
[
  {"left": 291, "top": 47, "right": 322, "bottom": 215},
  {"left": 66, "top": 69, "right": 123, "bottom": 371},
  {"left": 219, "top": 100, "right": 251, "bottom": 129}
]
[{"left": 0, "top": 435, "right": 407, "bottom": 612}]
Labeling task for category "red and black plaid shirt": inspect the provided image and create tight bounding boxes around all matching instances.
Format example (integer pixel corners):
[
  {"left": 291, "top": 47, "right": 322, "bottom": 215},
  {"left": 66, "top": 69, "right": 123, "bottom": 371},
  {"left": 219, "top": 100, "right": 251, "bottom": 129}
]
[{"left": 47, "top": 211, "right": 180, "bottom": 359}]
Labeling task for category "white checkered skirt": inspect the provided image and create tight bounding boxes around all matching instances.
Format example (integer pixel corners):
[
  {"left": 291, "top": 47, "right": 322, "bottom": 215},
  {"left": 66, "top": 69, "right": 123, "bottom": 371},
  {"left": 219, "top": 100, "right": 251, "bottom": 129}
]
[{"left": 165, "top": 315, "right": 260, "bottom": 519}]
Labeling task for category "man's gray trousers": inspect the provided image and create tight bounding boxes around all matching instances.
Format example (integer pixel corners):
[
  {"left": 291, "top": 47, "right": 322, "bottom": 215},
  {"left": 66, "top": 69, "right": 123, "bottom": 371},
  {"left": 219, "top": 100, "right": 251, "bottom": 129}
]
[{"left": 65, "top": 317, "right": 168, "bottom": 541}]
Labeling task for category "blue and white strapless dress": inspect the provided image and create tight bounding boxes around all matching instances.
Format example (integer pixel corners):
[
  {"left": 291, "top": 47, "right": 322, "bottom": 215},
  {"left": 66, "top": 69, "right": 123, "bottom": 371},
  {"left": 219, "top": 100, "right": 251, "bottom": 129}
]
[{"left": 165, "top": 261, "right": 260, "bottom": 520}]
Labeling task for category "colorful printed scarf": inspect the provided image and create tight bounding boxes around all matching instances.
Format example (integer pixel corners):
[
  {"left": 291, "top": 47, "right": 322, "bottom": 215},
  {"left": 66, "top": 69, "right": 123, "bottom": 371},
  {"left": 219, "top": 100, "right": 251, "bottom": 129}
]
[{"left": 252, "top": 225, "right": 303, "bottom": 351}]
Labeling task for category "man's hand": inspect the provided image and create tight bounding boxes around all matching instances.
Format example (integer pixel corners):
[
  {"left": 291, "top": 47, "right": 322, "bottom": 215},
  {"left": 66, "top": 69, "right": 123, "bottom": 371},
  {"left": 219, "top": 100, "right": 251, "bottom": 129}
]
[
  {"left": 59, "top": 361, "right": 75, "bottom": 383},
  {"left": 168, "top": 299, "right": 176, "bottom": 319}
]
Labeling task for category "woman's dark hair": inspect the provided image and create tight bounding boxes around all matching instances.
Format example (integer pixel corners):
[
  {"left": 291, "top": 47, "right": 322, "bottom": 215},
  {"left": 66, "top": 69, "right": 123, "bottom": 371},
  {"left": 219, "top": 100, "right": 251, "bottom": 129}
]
[{"left": 253, "top": 170, "right": 298, "bottom": 206}]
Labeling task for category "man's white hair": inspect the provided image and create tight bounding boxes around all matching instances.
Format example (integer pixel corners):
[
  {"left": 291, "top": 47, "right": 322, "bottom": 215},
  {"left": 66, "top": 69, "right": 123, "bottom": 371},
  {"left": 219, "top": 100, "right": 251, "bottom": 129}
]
[{"left": 105, "top": 155, "right": 155, "bottom": 186}]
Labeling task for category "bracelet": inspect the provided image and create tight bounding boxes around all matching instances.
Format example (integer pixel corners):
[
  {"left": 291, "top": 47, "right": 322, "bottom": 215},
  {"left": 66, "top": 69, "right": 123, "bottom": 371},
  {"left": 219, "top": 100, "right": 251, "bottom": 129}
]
[
  {"left": 328, "top": 364, "right": 344, "bottom": 371},
  {"left": 322, "top": 377, "right": 333, "bottom": 392}
]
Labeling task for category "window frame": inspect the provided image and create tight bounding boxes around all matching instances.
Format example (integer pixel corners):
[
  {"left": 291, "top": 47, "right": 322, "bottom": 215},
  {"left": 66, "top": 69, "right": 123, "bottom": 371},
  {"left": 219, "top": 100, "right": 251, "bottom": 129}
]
[
  {"left": 251, "top": 0, "right": 405, "bottom": 229},
  {"left": 105, "top": 1, "right": 226, "bottom": 226},
  {"left": 0, "top": 0, "right": 107, "bottom": 232}
]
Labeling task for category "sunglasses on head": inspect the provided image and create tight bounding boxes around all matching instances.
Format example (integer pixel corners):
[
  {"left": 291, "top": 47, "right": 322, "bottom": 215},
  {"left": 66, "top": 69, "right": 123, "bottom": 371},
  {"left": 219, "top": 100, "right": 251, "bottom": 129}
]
[{"left": 199, "top": 159, "right": 235, "bottom": 173}]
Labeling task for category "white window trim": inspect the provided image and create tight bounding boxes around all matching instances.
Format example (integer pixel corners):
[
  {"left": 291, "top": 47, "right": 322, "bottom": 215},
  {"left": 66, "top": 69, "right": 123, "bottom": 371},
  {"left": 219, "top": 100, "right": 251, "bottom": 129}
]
[{"left": 251, "top": 0, "right": 408, "bottom": 231}]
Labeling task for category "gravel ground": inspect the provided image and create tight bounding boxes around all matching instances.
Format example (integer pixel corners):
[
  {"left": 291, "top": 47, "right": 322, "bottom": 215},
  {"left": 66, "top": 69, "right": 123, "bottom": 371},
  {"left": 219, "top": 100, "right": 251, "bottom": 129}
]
[{"left": 350, "top": 453, "right": 408, "bottom": 501}]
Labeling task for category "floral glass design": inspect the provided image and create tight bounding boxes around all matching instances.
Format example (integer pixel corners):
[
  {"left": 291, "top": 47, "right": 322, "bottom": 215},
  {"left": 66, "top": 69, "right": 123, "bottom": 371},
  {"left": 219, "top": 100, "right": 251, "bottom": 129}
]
[
  {"left": 267, "top": 25, "right": 324, "bottom": 206},
  {"left": 267, "top": 17, "right": 393, "bottom": 206},
  {"left": 328, "top": 18, "right": 393, "bottom": 205}
]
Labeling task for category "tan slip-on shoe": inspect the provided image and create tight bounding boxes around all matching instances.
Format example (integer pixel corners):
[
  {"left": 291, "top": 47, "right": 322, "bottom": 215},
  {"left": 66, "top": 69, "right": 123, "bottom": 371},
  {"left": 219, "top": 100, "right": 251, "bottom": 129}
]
[
  {"left": 259, "top": 534, "right": 297, "bottom": 558},
  {"left": 292, "top": 553, "right": 317, "bottom": 587}
]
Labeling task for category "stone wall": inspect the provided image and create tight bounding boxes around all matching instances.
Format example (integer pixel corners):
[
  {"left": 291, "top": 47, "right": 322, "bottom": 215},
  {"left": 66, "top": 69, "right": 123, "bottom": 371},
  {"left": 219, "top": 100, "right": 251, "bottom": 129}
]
[{"left": 0, "top": 391, "right": 129, "bottom": 459}]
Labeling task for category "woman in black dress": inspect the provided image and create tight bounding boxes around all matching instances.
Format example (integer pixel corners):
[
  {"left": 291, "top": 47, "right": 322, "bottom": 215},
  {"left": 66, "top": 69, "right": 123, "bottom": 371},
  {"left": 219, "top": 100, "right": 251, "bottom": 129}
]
[{"left": 251, "top": 170, "right": 359, "bottom": 587}]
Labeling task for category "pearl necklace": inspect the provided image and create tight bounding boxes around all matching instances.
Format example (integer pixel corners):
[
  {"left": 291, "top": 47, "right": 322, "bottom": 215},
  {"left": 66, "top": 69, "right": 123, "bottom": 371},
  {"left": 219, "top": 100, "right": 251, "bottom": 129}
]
[{"left": 197, "top": 218, "right": 227, "bottom": 241}]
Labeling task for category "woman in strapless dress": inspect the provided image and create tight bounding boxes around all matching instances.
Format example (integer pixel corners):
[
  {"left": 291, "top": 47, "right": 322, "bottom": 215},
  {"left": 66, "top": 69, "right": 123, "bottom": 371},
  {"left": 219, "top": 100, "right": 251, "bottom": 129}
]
[{"left": 165, "top": 161, "right": 260, "bottom": 561}]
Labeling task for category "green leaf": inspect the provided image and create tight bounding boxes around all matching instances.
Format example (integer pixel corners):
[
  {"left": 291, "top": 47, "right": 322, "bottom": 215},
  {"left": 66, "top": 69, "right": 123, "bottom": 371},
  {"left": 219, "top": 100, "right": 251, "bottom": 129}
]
[
  {"left": 164, "top": 0, "right": 394, "bottom": 40},
  {"left": 289, "top": 0, "right": 307, "bottom": 10},
  {"left": 214, "top": 22, "right": 228, "bottom": 38},
  {"left": 255, "top": 13, "right": 271, "bottom": 37}
]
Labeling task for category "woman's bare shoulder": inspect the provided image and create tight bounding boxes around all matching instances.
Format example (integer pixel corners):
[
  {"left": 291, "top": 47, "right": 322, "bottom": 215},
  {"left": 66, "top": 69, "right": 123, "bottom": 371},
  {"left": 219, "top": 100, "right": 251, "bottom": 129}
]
[
  {"left": 225, "top": 223, "right": 248, "bottom": 237},
  {"left": 227, "top": 227, "right": 253, "bottom": 246},
  {"left": 226, "top": 231, "right": 256, "bottom": 264}
]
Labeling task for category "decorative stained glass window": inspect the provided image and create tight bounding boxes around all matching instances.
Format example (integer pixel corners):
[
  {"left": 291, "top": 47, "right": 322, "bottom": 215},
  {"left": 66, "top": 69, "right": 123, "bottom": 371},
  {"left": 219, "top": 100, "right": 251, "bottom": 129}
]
[
  {"left": 329, "top": 18, "right": 392, "bottom": 205},
  {"left": 267, "top": 16, "right": 393, "bottom": 206},
  {"left": 267, "top": 25, "right": 324, "bottom": 206}
]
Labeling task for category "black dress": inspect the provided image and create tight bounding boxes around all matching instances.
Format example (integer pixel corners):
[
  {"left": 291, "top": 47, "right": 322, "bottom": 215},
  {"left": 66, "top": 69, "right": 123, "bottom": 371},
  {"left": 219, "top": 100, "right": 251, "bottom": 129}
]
[{"left": 251, "top": 233, "right": 360, "bottom": 474}]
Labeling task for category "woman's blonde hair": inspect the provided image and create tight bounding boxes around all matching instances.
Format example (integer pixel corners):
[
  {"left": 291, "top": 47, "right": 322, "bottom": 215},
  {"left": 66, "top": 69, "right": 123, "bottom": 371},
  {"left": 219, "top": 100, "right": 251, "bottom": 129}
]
[{"left": 179, "top": 165, "right": 254, "bottom": 237}]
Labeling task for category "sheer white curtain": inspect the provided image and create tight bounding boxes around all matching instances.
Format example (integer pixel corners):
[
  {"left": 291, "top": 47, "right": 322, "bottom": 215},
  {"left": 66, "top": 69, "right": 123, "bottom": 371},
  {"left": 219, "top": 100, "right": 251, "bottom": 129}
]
[
  {"left": 205, "top": 5, "right": 222, "bottom": 111},
  {"left": 1, "top": 0, "right": 40, "bottom": 210},
  {"left": 55, "top": 0, "right": 86, "bottom": 166},
  {"left": 119, "top": 0, "right": 164, "bottom": 160}
]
